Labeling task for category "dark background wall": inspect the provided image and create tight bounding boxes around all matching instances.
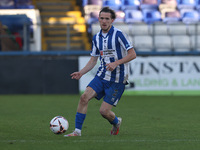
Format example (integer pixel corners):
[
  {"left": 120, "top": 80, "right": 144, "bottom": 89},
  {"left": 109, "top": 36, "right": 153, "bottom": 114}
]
[{"left": 0, "top": 56, "right": 79, "bottom": 94}]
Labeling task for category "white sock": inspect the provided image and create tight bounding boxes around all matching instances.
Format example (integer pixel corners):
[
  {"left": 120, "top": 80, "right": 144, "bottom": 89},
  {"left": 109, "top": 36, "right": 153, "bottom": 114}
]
[{"left": 75, "top": 128, "right": 81, "bottom": 135}]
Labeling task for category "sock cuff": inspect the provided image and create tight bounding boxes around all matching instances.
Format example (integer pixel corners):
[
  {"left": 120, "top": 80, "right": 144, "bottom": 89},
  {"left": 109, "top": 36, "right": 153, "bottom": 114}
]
[
  {"left": 75, "top": 112, "right": 86, "bottom": 130},
  {"left": 76, "top": 112, "right": 86, "bottom": 119},
  {"left": 109, "top": 116, "right": 118, "bottom": 125}
]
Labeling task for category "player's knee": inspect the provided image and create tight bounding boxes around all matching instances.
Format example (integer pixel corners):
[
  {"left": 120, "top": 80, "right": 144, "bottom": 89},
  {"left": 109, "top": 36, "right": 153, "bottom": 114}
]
[
  {"left": 99, "top": 107, "right": 109, "bottom": 118},
  {"left": 80, "top": 93, "right": 89, "bottom": 105}
]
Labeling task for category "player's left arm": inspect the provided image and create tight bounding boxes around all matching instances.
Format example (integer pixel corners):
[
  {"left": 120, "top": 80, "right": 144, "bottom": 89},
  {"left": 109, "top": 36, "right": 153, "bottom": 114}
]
[{"left": 106, "top": 48, "right": 136, "bottom": 71}]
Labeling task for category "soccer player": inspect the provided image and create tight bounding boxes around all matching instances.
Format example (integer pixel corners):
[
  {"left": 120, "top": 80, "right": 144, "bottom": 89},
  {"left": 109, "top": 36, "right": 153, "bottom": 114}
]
[{"left": 64, "top": 7, "right": 136, "bottom": 137}]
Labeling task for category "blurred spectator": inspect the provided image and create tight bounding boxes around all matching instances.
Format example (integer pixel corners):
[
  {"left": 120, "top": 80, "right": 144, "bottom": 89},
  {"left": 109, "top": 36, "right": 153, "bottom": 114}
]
[
  {"left": 0, "top": 0, "right": 33, "bottom": 9},
  {"left": 0, "top": 22, "right": 21, "bottom": 51},
  {"left": 0, "top": 0, "right": 14, "bottom": 8},
  {"left": 140, "top": 0, "right": 159, "bottom": 11},
  {"left": 159, "top": 0, "right": 177, "bottom": 18},
  {"left": 141, "top": 0, "right": 158, "bottom": 4},
  {"left": 161, "top": 0, "right": 177, "bottom": 5},
  {"left": 83, "top": 0, "right": 102, "bottom": 6},
  {"left": 163, "top": 10, "right": 181, "bottom": 24},
  {"left": 87, "top": 12, "right": 99, "bottom": 24},
  {"left": 16, "top": 0, "right": 32, "bottom": 5},
  {"left": 84, "top": 2, "right": 101, "bottom": 24},
  {"left": 165, "top": 10, "right": 181, "bottom": 18},
  {"left": 16, "top": 0, "right": 34, "bottom": 9}
]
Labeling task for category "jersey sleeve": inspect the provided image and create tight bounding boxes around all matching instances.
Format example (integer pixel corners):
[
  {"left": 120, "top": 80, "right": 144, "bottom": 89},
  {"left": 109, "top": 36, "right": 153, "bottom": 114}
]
[
  {"left": 90, "top": 34, "right": 100, "bottom": 56},
  {"left": 117, "top": 31, "right": 134, "bottom": 51}
]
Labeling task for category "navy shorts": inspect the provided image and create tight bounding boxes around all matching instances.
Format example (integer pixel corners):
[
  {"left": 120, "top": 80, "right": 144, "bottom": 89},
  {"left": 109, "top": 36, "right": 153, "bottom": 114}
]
[{"left": 87, "top": 76, "right": 125, "bottom": 106}]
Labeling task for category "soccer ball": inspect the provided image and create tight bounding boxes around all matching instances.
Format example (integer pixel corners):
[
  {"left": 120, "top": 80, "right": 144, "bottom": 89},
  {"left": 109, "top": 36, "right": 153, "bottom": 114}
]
[{"left": 50, "top": 116, "right": 69, "bottom": 134}]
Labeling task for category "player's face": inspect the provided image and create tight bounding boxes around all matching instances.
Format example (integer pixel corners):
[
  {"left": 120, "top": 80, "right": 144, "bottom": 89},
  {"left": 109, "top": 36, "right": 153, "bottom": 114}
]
[{"left": 99, "top": 12, "right": 114, "bottom": 33}]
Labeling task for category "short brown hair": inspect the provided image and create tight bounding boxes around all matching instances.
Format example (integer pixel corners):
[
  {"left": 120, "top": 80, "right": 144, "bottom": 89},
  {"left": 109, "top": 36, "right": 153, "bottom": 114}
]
[{"left": 99, "top": 7, "right": 116, "bottom": 19}]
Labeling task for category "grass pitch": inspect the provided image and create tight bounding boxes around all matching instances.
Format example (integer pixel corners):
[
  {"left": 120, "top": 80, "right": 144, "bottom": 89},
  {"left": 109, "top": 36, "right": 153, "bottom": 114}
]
[{"left": 1, "top": 95, "right": 200, "bottom": 150}]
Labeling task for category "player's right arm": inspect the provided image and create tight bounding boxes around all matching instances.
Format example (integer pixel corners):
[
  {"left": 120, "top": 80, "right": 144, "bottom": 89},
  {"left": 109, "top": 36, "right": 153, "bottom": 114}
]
[{"left": 71, "top": 56, "right": 98, "bottom": 80}]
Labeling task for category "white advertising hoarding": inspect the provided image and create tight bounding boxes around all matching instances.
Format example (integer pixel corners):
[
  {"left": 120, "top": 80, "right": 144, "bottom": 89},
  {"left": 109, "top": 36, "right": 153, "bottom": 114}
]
[{"left": 79, "top": 56, "right": 200, "bottom": 93}]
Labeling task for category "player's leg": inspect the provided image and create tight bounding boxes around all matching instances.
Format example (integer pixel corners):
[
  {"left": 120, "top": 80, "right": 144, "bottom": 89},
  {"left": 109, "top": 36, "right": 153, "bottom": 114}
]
[
  {"left": 100, "top": 81, "right": 125, "bottom": 135},
  {"left": 99, "top": 101, "right": 115, "bottom": 122},
  {"left": 75, "top": 86, "right": 97, "bottom": 132},
  {"left": 77, "top": 86, "right": 97, "bottom": 114},
  {"left": 64, "top": 86, "right": 97, "bottom": 137},
  {"left": 64, "top": 76, "right": 104, "bottom": 137},
  {"left": 99, "top": 101, "right": 122, "bottom": 135}
]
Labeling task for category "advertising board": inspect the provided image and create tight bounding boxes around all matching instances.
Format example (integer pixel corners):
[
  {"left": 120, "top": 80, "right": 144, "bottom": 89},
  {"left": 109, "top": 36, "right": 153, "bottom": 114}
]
[{"left": 79, "top": 56, "right": 200, "bottom": 95}]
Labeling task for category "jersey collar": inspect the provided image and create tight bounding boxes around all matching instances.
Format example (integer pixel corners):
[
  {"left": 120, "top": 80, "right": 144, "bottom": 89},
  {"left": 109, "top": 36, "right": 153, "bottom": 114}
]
[{"left": 99, "top": 25, "right": 114, "bottom": 38}]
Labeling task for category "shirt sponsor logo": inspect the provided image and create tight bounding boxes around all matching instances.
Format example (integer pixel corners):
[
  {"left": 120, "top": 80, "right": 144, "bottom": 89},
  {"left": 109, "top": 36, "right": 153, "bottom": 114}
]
[{"left": 100, "top": 49, "right": 116, "bottom": 57}]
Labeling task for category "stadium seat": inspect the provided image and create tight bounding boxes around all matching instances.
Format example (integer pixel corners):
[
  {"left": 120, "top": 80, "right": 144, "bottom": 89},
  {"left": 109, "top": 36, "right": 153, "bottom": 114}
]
[
  {"left": 131, "top": 23, "right": 150, "bottom": 35},
  {"left": 113, "top": 23, "right": 130, "bottom": 35},
  {"left": 103, "top": 0, "right": 122, "bottom": 10},
  {"left": 190, "top": 35, "right": 200, "bottom": 51},
  {"left": 115, "top": 11, "right": 125, "bottom": 23},
  {"left": 132, "top": 35, "right": 153, "bottom": 52},
  {"left": 91, "top": 23, "right": 100, "bottom": 36},
  {"left": 186, "top": 23, "right": 200, "bottom": 35},
  {"left": 142, "top": 10, "right": 162, "bottom": 24},
  {"left": 181, "top": 10, "right": 199, "bottom": 24},
  {"left": 167, "top": 23, "right": 187, "bottom": 35},
  {"left": 177, "top": 0, "right": 196, "bottom": 9},
  {"left": 154, "top": 35, "right": 172, "bottom": 52},
  {"left": 121, "top": 0, "right": 140, "bottom": 10},
  {"left": 163, "top": 10, "right": 181, "bottom": 24},
  {"left": 153, "top": 22, "right": 168, "bottom": 35},
  {"left": 124, "top": 9, "right": 143, "bottom": 23},
  {"left": 186, "top": 24, "right": 196, "bottom": 35},
  {"left": 91, "top": 23, "right": 130, "bottom": 36},
  {"left": 172, "top": 35, "right": 191, "bottom": 52},
  {"left": 196, "top": 0, "right": 200, "bottom": 11},
  {"left": 140, "top": 0, "right": 159, "bottom": 11}
]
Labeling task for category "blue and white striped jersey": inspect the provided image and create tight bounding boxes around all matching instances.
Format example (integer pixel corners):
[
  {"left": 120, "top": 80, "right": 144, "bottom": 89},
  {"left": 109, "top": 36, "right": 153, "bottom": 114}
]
[{"left": 91, "top": 25, "right": 133, "bottom": 84}]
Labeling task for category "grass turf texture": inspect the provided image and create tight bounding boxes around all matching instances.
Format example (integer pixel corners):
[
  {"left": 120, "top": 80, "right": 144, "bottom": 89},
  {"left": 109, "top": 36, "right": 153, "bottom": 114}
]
[{"left": 0, "top": 95, "right": 200, "bottom": 150}]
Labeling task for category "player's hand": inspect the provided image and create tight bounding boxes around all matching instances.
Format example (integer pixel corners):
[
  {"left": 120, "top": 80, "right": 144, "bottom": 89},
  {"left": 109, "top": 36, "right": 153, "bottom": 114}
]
[
  {"left": 106, "top": 62, "right": 118, "bottom": 71},
  {"left": 70, "top": 72, "right": 82, "bottom": 80}
]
